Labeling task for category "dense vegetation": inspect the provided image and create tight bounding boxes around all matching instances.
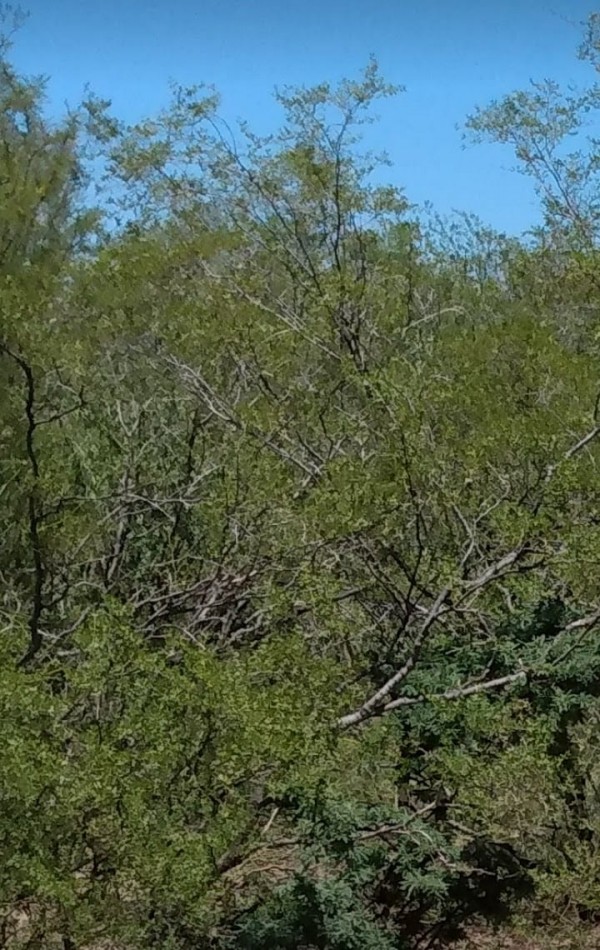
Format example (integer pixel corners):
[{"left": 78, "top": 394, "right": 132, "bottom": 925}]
[{"left": 3, "top": 12, "right": 600, "bottom": 949}]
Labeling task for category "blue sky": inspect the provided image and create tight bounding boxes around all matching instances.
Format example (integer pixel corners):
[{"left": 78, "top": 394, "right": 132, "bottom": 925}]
[{"left": 8, "top": 0, "right": 599, "bottom": 236}]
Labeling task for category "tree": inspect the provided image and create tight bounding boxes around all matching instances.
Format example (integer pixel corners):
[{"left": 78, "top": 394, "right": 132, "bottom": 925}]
[{"left": 3, "top": 21, "right": 600, "bottom": 950}]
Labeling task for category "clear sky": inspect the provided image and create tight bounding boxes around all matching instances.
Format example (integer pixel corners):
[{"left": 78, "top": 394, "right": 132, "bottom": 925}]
[{"left": 8, "top": 0, "right": 600, "bottom": 236}]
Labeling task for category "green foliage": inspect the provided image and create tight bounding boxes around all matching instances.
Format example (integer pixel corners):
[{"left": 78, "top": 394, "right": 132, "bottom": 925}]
[{"left": 3, "top": 16, "right": 600, "bottom": 948}]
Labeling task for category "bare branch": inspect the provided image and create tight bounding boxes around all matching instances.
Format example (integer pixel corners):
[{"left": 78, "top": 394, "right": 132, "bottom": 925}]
[
  {"left": 544, "top": 423, "right": 600, "bottom": 482},
  {"left": 337, "top": 585, "right": 451, "bottom": 729},
  {"left": 337, "top": 544, "right": 527, "bottom": 730},
  {"left": 380, "top": 670, "right": 527, "bottom": 714}
]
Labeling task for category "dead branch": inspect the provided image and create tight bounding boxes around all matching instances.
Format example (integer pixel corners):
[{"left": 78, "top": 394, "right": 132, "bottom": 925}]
[{"left": 380, "top": 670, "right": 527, "bottom": 714}]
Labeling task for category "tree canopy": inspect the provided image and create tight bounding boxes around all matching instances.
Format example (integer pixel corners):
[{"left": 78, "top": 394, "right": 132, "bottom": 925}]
[{"left": 2, "top": 14, "right": 600, "bottom": 950}]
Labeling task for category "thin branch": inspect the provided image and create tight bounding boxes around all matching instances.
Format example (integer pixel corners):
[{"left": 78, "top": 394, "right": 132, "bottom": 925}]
[
  {"left": 337, "top": 585, "right": 451, "bottom": 729},
  {"left": 544, "top": 423, "right": 600, "bottom": 482},
  {"left": 338, "top": 544, "right": 527, "bottom": 730},
  {"left": 380, "top": 670, "right": 527, "bottom": 713},
  {"left": 1, "top": 344, "right": 45, "bottom": 664}
]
